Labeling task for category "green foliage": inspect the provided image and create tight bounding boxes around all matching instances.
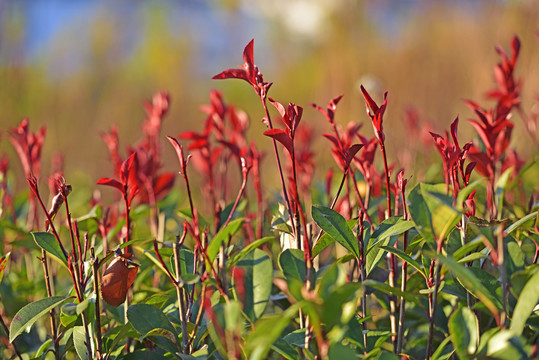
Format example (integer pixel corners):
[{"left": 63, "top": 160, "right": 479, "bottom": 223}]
[{"left": 1, "top": 28, "right": 539, "bottom": 360}]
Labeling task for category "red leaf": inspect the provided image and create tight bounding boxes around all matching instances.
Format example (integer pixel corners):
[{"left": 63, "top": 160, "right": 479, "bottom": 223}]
[
  {"left": 312, "top": 94, "right": 344, "bottom": 124},
  {"left": 212, "top": 39, "right": 255, "bottom": 85},
  {"left": 127, "top": 185, "right": 140, "bottom": 208},
  {"left": 212, "top": 68, "right": 249, "bottom": 82},
  {"left": 269, "top": 98, "right": 286, "bottom": 119},
  {"left": 101, "top": 256, "right": 139, "bottom": 307},
  {"left": 264, "top": 128, "right": 293, "bottom": 156},
  {"left": 96, "top": 178, "right": 124, "bottom": 193},
  {"left": 153, "top": 173, "right": 175, "bottom": 198},
  {"left": 120, "top": 152, "right": 137, "bottom": 185},
  {"left": 322, "top": 133, "right": 340, "bottom": 148},
  {"left": 167, "top": 135, "right": 186, "bottom": 170},
  {"left": 344, "top": 144, "right": 364, "bottom": 168},
  {"left": 450, "top": 116, "right": 460, "bottom": 149},
  {"left": 188, "top": 139, "right": 209, "bottom": 150},
  {"left": 360, "top": 85, "right": 380, "bottom": 114},
  {"left": 243, "top": 39, "right": 255, "bottom": 73}
]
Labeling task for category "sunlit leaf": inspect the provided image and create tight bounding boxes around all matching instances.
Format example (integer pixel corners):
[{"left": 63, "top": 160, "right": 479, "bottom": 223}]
[
  {"left": 312, "top": 205, "right": 359, "bottom": 259},
  {"left": 73, "top": 325, "right": 91, "bottom": 360},
  {"left": 32, "top": 232, "right": 67, "bottom": 267},
  {"left": 245, "top": 304, "right": 300, "bottom": 360},
  {"left": 408, "top": 183, "right": 460, "bottom": 244},
  {"left": 449, "top": 307, "right": 479, "bottom": 359},
  {"left": 208, "top": 218, "right": 244, "bottom": 264},
  {"left": 510, "top": 268, "right": 539, "bottom": 335},
  {"left": 10, "top": 296, "right": 69, "bottom": 342},
  {"left": 228, "top": 236, "right": 273, "bottom": 268},
  {"left": 279, "top": 249, "right": 306, "bottom": 283},
  {"left": 127, "top": 304, "right": 178, "bottom": 341},
  {"left": 234, "top": 248, "right": 272, "bottom": 321},
  {"left": 437, "top": 255, "right": 500, "bottom": 319}
]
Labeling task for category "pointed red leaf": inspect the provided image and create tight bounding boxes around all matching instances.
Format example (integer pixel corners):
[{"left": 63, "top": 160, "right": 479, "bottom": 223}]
[
  {"left": 264, "top": 128, "right": 293, "bottom": 156},
  {"left": 97, "top": 178, "right": 124, "bottom": 193},
  {"left": 344, "top": 144, "right": 364, "bottom": 168},
  {"left": 120, "top": 152, "right": 137, "bottom": 185},
  {"left": 360, "top": 85, "right": 379, "bottom": 113},
  {"left": 212, "top": 68, "right": 249, "bottom": 82}
]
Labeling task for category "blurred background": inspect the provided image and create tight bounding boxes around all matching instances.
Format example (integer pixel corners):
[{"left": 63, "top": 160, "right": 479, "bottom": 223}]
[{"left": 0, "top": 0, "right": 538, "bottom": 198}]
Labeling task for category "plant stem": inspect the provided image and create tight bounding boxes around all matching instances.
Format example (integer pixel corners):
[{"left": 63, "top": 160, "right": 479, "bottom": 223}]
[
  {"left": 123, "top": 192, "right": 131, "bottom": 254},
  {"left": 174, "top": 241, "right": 190, "bottom": 353},
  {"left": 426, "top": 260, "right": 442, "bottom": 360},
  {"left": 91, "top": 249, "right": 103, "bottom": 359},
  {"left": 186, "top": 283, "right": 207, "bottom": 350},
  {"left": 497, "top": 225, "right": 507, "bottom": 328},
  {"left": 357, "top": 211, "right": 368, "bottom": 354},
  {"left": 378, "top": 141, "right": 398, "bottom": 351},
  {"left": 260, "top": 98, "right": 297, "bottom": 238},
  {"left": 349, "top": 172, "right": 373, "bottom": 228},
  {"left": 222, "top": 163, "right": 248, "bottom": 229},
  {"left": 396, "top": 231, "right": 408, "bottom": 354},
  {"left": 40, "top": 250, "right": 60, "bottom": 360},
  {"left": 380, "top": 143, "right": 392, "bottom": 217}
]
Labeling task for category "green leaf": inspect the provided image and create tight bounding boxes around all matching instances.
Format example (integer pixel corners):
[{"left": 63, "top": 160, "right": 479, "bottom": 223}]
[
  {"left": 321, "top": 282, "right": 362, "bottom": 327},
  {"left": 104, "top": 323, "right": 133, "bottom": 358},
  {"left": 224, "top": 300, "right": 242, "bottom": 332},
  {"left": 456, "top": 252, "right": 486, "bottom": 264},
  {"left": 505, "top": 211, "right": 538, "bottom": 234},
  {"left": 432, "top": 336, "right": 455, "bottom": 360},
  {"left": 126, "top": 304, "right": 177, "bottom": 341},
  {"left": 279, "top": 249, "right": 306, "bottom": 283},
  {"left": 506, "top": 240, "right": 525, "bottom": 274},
  {"left": 378, "top": 245, "right": 427, "bottom": 280},
  {"left": 312, "top": 219, "right": 358, "bottom": 258},
  {"left": 437, "top": 255, "right": 499, "bottom": 319},
  {"left": 31, "top": 232, "right": 67, "bottom": 267},
  {"left": 229, "top": 236, "right": 273, "bottom": 268},
  {"left": 452, "top": 236, "right": 484, "bottom": 261},
  {"left": 495, "top": 167, "right": 513, "bottom": 217},
  {"left": 408, "top": 183, "right": 460, "bottom": 244},
  {"left": 509, "top": 269, "right": 539, "bottom": 335},
  {"left": 328, "top": 342, "right": 361, "bottom": 359},
  {"left": 218, "top": 199, "right": 246, "bottom": 227},
  {"left": 366, "top": 218, "right": 415, "bottom": 255},
  {"left": 73, "top": 325, "right": 91, "bottom": 360},
  {"left": 208, "top": 218, "right": 244, "bottom": 263},
  {"left": 312, "top": 205, "right": 359, "bottom": 259},
  {"left": 362, "top": 280, "right": 421, "bottom": 304},
  {"left": 312, "top": 233, "right": 337, "bottom": 258},
  {"left": 486, "top": 330, "right": 528, "bottom": 359},
  {"left": 123, "top": 350, "right": 170, "bottom": 360},
  {"left": 178, "top": 346, "right": 209, "bottom": 359},
  {"left": 34, "top": 338, "right": 53, "bottom": 358},
  {"left": 272, "top": 337, "right": 299, "bottom": 359},
  {"left": 245, "top": 304, "right": 300, "bottom": 360},
  {"left": 144, "top": 294, "right": 171, "bottom": 308},
  {"left": 234, "top": 248, "right": 272, "bottom": 321},
  {"left": 0, "top": 252, "right": 10, "bottom": 285},
  {"left": 449, "top": 307, "right": 479, "bottom": 359},
  {"left": 10, "top": 296, "right": 69, "bottom": 342}
]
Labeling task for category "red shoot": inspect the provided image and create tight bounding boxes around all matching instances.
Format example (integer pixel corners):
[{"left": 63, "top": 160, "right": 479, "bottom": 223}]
[
  {"left": 212, "top": 39, "right": 272, "bottom": 100},
  {"left": 360, "top": 85, "right": 388, "bottom": 145},
  {"left": 311, "top": 95, "right": 344, "bottom": 125},
  {"left": 8, "top": 118, "right": 47, "bottom": 179}
]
